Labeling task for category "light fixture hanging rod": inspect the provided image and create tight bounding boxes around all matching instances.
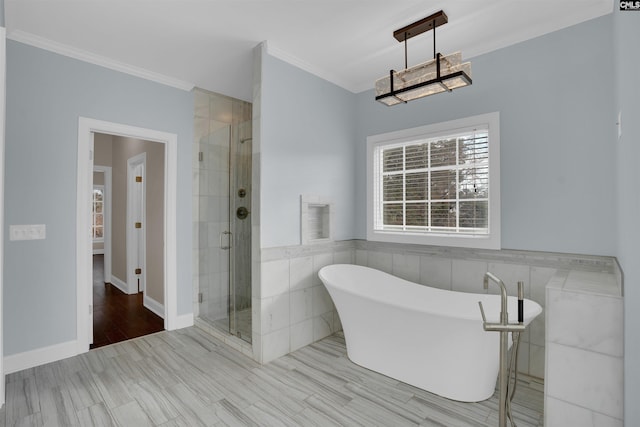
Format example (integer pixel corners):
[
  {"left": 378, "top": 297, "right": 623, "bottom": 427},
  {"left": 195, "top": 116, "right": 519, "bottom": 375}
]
[
  {"left": 433, "top": 18, "right": 436, "bottom": 59},
  {"left": 393, "top": 10, "right": 448, "bottom": 42},
  {"left": 404, "top": 33, "right": 408, "bottom": 69}
]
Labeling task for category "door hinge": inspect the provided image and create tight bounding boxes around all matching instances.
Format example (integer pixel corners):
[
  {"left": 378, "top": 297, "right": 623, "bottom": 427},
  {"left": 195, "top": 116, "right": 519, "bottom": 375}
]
[
  {"left": 136, "top": 176, "right": 142, "bottom": 183},
  {"left": 89, "top": 304, "right": 93, "bottom": 315},
  {"left": 135, "top": 268, "right": 142, "bottom": 275},
  {"left": 198, "top": 292, "right": 203, "bottom": 303},
  {"left": 135, "top": 222, "right": 142, "bottom": 229}
]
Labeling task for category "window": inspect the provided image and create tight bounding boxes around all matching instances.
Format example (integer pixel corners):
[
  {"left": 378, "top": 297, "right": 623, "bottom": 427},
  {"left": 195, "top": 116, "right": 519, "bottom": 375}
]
[
  {"left": 92, "top": 185, "right": 104, "bottom": 242},
  {"left": 367, "top": 112, "right": 500, "bottom": 249}
]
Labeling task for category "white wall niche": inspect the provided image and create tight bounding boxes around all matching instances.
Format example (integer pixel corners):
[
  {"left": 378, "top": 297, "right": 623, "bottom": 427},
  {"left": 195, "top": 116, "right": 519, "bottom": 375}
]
[{"left": 301, "top": 195, "right": 333, "bottom": 245}]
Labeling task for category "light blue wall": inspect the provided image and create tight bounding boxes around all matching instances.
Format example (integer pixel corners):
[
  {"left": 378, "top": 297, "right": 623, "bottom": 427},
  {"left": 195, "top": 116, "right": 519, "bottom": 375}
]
[
  {"left": 4, "top": 41, "right": 194, "bottom": 356},
  {"left": 614, "top": 7, "right": 640, "bottom": 426},
  {"left": 260, "top": 53, "right": 356, "bottom": 248},
  {"left": 355, "top": 14, "right": 616, "bottom": 256}
]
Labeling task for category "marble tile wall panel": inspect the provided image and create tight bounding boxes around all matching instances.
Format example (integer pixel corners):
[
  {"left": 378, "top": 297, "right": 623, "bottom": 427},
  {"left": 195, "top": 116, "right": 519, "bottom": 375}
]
[
  {"left": 334, "top": 250, "right": 354, "bottom": 265},
  {"left": 261, "top": 259, "right": 290, "bottom": 298},
  {"left": 392, "top": 253, "right": 420, "bottom": 283},
  {"left": 545, "top": 396, "right": 623, "bottom": 427},
  {"left": 290, "top": 318, "right": 314, "bottom": 352},
  {"left": 546, "top": 342, "right": 623, "bottom": 420},
  {"left": 261, "top": 327, "right": 291, "bottom": 364},
  {"left": 257, "top": 243, "right": 349, "bottom": 363},
  {"left": 451, "top": 259, "right": 489, "bottom": 294},
  {"left": 545, "top": 270, "right": 623, "bottom": 426},
  {"left": 547, "top": 288, "right": 623, "bottom": 357},
  {"left": 260, "top": 294, "right": 290, "bottom": 335},
  {"left": 419, "top": 256, "right": 452, "bottom": 290},
  {"left": 289, "top": 256, "right": 313, "bottom": 291},
  {"left": 290, "top": 288, "right": 313, "bottom": 324},
  {"left": 366, "top": 251, "right": 393, "bottom": 274},
  {"left": 312, "top": 252, "right": 334, "bottom": 285},
  {"left": 487, "top": 262, "right": 531, "bottom": 298}
]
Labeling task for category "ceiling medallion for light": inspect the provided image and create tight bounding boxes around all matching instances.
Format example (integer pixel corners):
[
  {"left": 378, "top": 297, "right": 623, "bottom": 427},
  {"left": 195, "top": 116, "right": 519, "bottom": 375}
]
[{"left": 375, "top": 10, "right": 472, "bottom": 106}]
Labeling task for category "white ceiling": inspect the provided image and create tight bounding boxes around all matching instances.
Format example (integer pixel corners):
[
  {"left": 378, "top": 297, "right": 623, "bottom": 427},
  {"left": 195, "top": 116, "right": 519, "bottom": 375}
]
[{"left": 5, "top": 1, "right": 613, "bottom": 102}]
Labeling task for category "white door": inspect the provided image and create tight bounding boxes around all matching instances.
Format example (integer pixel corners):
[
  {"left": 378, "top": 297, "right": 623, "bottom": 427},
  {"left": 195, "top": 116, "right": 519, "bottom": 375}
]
[
  {"left": 133, "top": 162, "right": 145, "bottom": 292},
  {"left": 127, "top": 153, "right": 146, "bottom": 295}
]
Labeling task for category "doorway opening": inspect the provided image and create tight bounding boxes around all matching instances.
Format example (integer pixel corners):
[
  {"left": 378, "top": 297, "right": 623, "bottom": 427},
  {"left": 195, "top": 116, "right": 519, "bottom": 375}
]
[
  {"left": 89, "top": 134, "right": 165, "bottom": 348},
  {"left": 77, "top": 118, "right": 179, "bottom": 353}
]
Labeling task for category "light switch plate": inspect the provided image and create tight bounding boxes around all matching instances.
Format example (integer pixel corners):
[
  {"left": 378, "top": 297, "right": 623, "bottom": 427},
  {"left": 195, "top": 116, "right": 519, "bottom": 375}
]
[{"left": 10, "top": 224, "right": 46, "bottom": 241}]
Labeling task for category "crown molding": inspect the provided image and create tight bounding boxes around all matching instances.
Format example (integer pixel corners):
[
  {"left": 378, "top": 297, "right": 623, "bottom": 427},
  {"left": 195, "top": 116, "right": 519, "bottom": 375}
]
[
  {"left": 7, "top": 30, "right": 195, "bottom": 92},
  {"left": 264, "top": 41, "right": 357, "bottom": 94}
]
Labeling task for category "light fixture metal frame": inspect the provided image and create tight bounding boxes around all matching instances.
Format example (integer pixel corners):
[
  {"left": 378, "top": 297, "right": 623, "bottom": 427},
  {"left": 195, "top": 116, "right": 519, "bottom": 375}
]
[{"left": 376, "top": 10, "right": 472, "bottom": 105}]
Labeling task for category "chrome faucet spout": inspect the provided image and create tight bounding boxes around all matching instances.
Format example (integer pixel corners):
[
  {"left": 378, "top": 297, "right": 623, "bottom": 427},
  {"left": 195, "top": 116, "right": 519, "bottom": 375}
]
[{"left": 483, "top": 271, "right": 508, "bottom": 325}]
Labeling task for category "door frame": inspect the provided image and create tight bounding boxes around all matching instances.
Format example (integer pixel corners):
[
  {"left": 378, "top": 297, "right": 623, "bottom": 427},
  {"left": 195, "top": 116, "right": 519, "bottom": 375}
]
[
  {"left": 126, "top": 152, "right": 147, "bottom": 294},
  {"left": 0, "top": 26, "right": 6, "bottom": 407},
  {"left": 76, "top": 117, "right": 178, "bottom": 353}
]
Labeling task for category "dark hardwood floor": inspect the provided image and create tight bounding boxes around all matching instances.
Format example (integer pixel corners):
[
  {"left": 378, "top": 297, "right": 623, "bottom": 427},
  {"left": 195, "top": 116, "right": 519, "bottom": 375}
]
[{"left": 91, "top": 254, "right": 164, "bottom": 349}]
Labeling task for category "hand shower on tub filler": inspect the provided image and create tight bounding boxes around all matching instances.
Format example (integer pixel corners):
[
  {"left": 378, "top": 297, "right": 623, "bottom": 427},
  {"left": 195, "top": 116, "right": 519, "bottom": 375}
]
[{"left": 477, "top": 273, "right": 528, "bottom": 427}]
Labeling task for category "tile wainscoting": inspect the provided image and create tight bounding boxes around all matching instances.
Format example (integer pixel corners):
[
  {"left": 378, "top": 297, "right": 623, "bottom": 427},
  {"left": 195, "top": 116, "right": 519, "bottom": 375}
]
[
  {"left": 256, "top": 241, "right": 354, "bottom": 363},
  {"left": 257, "top": 239, "right": 620, "bottom": 382}
]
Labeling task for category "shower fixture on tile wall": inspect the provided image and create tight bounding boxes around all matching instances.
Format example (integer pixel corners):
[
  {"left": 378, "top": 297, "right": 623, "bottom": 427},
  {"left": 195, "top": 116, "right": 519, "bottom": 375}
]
[{"left": 375, "top": 10, "right": 472, "bottom": 106}]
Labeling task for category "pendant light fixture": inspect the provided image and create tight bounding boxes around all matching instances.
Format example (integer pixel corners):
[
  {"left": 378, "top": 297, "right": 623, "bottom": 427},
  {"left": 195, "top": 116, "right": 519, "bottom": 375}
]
[{"left": 375, "top": 10, "right": 472, "bottom": 106}]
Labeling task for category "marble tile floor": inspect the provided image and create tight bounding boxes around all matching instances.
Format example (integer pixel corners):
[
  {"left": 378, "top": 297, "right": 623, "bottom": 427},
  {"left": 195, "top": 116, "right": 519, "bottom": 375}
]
[{"left": 0, "top": 328, "right": 543, "bottom": 426}]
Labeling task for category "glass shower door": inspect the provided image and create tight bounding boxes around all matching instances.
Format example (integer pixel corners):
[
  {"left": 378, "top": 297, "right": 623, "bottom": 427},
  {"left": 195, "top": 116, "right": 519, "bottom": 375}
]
[{"left": 194, "top": 88, "right": 251, "bottom": 345}]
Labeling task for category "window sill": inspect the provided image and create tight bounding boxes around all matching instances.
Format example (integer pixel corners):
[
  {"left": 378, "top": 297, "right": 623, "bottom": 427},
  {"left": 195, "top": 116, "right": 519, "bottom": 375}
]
[{"left": 367, "top": 229, "right": 501, "bottom": 250}]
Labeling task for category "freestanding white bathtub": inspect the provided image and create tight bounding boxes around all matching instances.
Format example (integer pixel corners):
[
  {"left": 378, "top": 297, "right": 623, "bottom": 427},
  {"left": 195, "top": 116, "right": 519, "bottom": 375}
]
[{"left": 318, "top": 264, "right": 542, "bottom": 402}]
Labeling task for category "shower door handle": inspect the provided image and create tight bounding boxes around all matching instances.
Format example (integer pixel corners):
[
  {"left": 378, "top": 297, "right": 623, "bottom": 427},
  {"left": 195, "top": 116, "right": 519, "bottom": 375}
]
[{"left": 219, "top": 231, "right": 232, "bottom": 250}]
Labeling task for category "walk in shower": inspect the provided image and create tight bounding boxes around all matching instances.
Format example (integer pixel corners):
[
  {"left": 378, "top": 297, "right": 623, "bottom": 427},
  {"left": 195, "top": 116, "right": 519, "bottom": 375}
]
[{"left": 194, "top": 89, "right": 252, "bottom": 343}]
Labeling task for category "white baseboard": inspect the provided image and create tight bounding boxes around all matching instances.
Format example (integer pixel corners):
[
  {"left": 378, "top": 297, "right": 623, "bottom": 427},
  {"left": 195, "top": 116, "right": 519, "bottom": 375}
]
[
  {"left": 143, "top": 295, "right": 165, "bottom": 319},
  {"left": 172, "top": 313, "right": 194, "bottom": 330},
  {"left": 4, "top": 340, "right": 78, "bottom": 374},
  {"left": 109, "top": 275, "right": 129, "bottom": 294}
]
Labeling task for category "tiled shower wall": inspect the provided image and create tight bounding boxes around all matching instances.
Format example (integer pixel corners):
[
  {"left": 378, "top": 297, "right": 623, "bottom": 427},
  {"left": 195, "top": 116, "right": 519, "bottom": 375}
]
[{"left": 258, "top": 239, "right": 619, "bottom": 379}]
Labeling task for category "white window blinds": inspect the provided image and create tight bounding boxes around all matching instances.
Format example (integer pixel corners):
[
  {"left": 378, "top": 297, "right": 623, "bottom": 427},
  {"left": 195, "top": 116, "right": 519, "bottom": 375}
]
[{"left": 372, "top": 126, "right": 490, "bottom": 236}]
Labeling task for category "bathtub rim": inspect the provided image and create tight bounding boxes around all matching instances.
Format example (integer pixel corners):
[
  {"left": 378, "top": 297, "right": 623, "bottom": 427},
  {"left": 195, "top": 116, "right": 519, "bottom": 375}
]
[{"left": 319, "top": 263, "right": 542, "bottom": 324}]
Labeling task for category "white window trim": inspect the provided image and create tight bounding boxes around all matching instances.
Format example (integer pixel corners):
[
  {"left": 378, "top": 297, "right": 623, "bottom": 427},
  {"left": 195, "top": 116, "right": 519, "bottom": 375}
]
[{"left": 366, "top": 112, "right": 501, "bottom": 250}]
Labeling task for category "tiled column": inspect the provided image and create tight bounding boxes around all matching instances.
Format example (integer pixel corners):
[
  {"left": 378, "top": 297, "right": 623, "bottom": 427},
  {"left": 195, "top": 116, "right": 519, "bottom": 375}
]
[
  {"left": 545, "top": 270, "right": 624, "bottom": 426},
  {"left": 257, "top": 246, "right": 352, "bottom": 364}
]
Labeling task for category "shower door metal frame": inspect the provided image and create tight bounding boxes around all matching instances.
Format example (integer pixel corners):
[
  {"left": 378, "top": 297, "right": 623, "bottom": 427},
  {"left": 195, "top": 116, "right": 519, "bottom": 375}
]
[{"left": 227, "top": 122, "right": 252, "bottom": 343}]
